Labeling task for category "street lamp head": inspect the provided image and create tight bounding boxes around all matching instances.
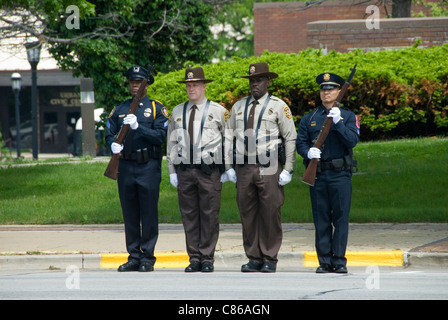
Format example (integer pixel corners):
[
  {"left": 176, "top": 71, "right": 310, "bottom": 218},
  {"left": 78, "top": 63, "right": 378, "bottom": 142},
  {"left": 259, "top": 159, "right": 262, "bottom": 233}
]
[
  {"left": 80, "top": 78, "right": 95, "bottom": 104},
  {"left": 24, "top": 41, "right": 42, "bottom": 64},
  {"left": 11, "top": 72, "right": 22, "bottom": 94}
]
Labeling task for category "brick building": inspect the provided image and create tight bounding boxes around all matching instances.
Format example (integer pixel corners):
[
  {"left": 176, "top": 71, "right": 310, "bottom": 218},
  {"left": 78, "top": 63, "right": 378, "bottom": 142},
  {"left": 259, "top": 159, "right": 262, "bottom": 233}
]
[{"left": 254, "top": 0, "right": 448, "bottom": 54}]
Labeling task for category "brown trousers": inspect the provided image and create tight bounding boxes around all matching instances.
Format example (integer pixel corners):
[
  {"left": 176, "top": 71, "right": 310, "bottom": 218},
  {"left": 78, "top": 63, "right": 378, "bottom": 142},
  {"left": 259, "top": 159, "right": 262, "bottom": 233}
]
[
  {"left": 177, "top": 168, "right": 221, "bottom": 263},
  {"left": 235, "top": 163, "right": 284, "bottom": 264}
]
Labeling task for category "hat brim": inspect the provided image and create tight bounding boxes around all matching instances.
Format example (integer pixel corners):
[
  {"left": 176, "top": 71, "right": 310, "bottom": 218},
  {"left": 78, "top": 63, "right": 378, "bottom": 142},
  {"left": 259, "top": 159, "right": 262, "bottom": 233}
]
[
  {"left": 177, "top": 79, "right": 213, "bottom": 84},
  {"left": 127, "top": 75, "right": 147, "bottom": 81},
  {"left": 241, "top": 72, "right": 278, "bottom": 79},
  {"left": 319, "top": 82, "right": 341, "bottom": 90}
]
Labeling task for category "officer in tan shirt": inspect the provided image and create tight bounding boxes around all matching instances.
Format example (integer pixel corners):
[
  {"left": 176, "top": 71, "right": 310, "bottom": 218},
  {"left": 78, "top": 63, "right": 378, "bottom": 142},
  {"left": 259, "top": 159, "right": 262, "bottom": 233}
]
[
  {"left": 167, "top": 67, "right": 229, "bottom": 273},
  {"left": 224, "top": 62, "right": 297, "bottom": 273}
]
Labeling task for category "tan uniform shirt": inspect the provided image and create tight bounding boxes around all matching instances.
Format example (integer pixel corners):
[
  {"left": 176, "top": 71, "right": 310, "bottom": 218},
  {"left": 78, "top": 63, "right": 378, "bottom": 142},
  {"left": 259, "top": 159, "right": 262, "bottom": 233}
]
[
  {"left": 224, "top": 92, "right": 297, "bottom": 172},
  {"left": 167, "top": 97, "right": 229, "bottom": 174}
]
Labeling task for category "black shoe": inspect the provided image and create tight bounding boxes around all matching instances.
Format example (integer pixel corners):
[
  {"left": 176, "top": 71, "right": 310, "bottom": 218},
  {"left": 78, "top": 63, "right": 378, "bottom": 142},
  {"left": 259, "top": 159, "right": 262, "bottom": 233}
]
[
  {"left": 316, "top": 264, "right": 333, "bottom": 273},
  {"left": 334, "top": 265, "right": 348, "bottom": 273},
  {"left": 241, "top": 261, "right": 263, "bottom": 272},
  {"left": 185, "top": 261, "right": 202, "bottom": 272},
  {"left": 138, "top": 262, "right": 154, "bottom": 272},
  {"left": 117, "top": 260, "right": 140, "bottom": 272},
  {"left": 201, "top": 261, "right": 214, "bottom": 273},
  {"left": 260, "top": 261, "right": 276, "bottom": 273}
]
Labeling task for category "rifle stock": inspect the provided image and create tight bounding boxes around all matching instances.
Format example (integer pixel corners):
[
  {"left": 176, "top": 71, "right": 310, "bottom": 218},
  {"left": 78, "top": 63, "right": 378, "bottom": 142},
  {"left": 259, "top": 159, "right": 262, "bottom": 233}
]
[
  {"left": 104, "top": 79, "right": 148, "bottom": 180},
  {"left": 301, "top": 157, "right": 319, "bottom": 186},
  {"left": 301, "top": 64, "right": 357, "bottom": 186}
]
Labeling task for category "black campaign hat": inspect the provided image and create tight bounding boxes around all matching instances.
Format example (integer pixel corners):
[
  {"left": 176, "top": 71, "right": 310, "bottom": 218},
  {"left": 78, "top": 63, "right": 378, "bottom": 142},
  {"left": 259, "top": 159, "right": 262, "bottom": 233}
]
[
  {"left": 316, "top": 72, "right": 345, "bottom": 89},
  {"left": 125, "top": 65, "right": 154, "bottom": 85}
]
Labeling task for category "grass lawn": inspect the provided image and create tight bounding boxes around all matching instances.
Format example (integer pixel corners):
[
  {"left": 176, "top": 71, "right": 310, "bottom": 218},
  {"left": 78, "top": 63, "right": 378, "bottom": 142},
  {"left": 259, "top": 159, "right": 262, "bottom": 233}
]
[{"left": 0, "top": 137, "right": 447, "bottom": 224}]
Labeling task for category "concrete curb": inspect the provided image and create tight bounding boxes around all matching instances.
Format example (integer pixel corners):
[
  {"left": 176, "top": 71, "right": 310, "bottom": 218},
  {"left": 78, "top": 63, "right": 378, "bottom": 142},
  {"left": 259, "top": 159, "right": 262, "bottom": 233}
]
[
  {"left": 2, "top": 251, "right": 447, "bottom": 271},
  {"left": 405, "top": 252, "right": 448, "bottom": 268}
]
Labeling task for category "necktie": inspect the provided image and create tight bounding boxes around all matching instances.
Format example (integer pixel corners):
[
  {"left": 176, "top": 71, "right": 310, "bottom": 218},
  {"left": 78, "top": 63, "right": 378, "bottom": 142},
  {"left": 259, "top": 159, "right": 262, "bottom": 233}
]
[
  {"left": 246, "top": 100, "right": 258, "bottom": 131},
  {"left": 188, "top": 104, "right": 197, "bottom": 145},
  {"left": 245, "top": 100, "right": 258, "bottom": 158}
]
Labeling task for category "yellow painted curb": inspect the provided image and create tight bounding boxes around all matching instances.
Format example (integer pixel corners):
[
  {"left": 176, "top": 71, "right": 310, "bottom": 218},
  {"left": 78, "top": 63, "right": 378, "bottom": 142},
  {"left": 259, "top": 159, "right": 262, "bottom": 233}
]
[
  {"left": 303, "top": 250, "right": 405, "bottom": 267},
  {"left": 100, "top": 252, "right": 190, "bottom": 269}
]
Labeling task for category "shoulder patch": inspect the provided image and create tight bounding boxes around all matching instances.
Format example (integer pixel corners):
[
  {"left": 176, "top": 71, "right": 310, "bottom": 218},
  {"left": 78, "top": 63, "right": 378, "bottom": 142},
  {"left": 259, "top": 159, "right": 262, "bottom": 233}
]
[
  {"left": 283, "top": 105, "right": 292, "bottom": 119},
  {"left": 161, "top": 106, "right": 169, "bottom": 118},
  {"left": 223, "top": 109, "right": 231, "bottom": 122},
  {"left": 108, "top": 107, "right": 116, "bottom": 118}
]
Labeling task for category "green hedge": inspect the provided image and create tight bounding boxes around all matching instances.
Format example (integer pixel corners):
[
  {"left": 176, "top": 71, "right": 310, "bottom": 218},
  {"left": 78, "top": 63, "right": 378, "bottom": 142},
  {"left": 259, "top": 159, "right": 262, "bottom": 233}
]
[{"left": 147, "top": 44, "right": 448, "bottom": 140}]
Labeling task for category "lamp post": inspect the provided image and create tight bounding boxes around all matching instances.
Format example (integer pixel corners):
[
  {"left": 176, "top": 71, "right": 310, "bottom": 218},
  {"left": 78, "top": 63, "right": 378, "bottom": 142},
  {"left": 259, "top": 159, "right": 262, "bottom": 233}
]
[
  {"left": 80, "top": 78, "right": 96, "bottom": 157},
  {"left": 11, "top": 72, "right": 22, "bottom": 158},
  {"left": 25, "top": 41, "right": 42, "bottom": 160}
]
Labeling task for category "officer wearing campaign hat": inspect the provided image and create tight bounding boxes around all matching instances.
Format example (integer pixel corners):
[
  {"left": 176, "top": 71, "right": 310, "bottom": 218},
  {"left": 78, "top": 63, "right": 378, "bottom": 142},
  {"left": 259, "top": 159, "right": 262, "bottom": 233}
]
[
  {"left": 167, "top": 66, "right": 228, "bottom": 272},
  {"left": 296, "top": 71, "right": 360, "bottom": 274},
  {"left": 224, "top": 62, "right": 297, "bottom": 273},
  {"left": 106, "top": 65, "right": 169, "bottom": 272}
]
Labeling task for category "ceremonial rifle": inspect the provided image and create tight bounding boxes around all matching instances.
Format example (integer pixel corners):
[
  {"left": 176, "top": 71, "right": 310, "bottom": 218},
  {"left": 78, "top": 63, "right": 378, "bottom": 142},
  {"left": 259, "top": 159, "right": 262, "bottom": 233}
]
[
  {"left": 104, "top": 79, "right": 148, "bottom": 180},
  {"left": 301, "top": 64, "right": 357, "bottom": 186}
]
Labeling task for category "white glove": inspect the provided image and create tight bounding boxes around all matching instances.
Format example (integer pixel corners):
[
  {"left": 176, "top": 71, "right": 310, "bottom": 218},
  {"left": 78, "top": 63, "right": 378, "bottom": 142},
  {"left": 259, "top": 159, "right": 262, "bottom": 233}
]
[
  {"left": 124, "top": 114, "right": 139, "bottom": 130},
  {"left": 327, "top": 107, "right": 341, "bottom": 124},
  {"left": 225, "top": 168, "right": 237, "bottom": 183},
  {"left": 307, "top": 147, "right": 321, "bottom": 159},
  {"left": 111, "top": 142, "right": 123, "bottom": 154},
  {"left": 278, "top": 169, "right": 292, "bottom": 186},
  {"left": 169, "top": 173, "right": 178, "bottom": 188},
  {"left": 220, "top": 172, "right": 229, "bottom": 183}
]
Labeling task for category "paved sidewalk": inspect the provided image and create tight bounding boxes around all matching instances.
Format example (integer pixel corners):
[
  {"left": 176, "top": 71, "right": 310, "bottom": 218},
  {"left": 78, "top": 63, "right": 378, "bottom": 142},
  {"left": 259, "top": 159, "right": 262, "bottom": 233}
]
[
  {"left": 3, "top": 154, "right": 447, "bottom": 271},
  {"left": 1, "top": 223, "right": 447, "bottom": 271}
]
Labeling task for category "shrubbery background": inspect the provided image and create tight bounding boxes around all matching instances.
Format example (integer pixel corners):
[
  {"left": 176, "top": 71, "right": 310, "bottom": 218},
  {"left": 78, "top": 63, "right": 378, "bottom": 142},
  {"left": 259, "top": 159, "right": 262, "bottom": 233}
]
[{"left": 147, "top": 44, "right": 448, "bottom": 141}]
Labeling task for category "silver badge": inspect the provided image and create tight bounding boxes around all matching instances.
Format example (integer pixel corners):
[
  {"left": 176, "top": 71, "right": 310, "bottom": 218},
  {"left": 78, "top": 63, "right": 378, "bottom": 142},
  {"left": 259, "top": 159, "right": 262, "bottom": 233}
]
[{"left": 143, "top": 108, "right": 152, "bottom": 118}]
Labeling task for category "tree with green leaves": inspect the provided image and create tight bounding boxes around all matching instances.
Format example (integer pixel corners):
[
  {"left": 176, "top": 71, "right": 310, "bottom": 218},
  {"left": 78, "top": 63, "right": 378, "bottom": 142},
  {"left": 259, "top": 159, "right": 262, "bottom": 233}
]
[
  {"left": 50, "top": 0, "right": 218, "bottom": 112},
  {"left": 1, "top": 0, "right": 217, "bottom": 112}
]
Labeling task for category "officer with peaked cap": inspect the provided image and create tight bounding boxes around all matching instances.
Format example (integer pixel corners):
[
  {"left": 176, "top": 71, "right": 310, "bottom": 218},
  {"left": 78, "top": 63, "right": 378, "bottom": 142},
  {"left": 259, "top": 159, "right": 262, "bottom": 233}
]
[
  {"left": 224, "top": 62, "right": 297, "bottom": 273},
  {"left": 106, "top": 65, "right": 169, "bottom": 272},
  {"left": 296, "top": 72, "right": 360, "bottom": 274},
  {"left": 167, "top": 67, "right": 229, "bottom": 272}
]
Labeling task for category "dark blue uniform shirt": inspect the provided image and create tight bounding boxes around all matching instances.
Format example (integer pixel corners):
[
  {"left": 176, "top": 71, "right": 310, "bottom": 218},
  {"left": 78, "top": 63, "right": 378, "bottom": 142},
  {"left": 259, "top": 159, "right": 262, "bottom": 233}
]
[
  {"left": 296, "top": 105, "right": 360, "bottom": 161},
  {"left": 105, "top": 96, "right": 168, "bottom": 153}
]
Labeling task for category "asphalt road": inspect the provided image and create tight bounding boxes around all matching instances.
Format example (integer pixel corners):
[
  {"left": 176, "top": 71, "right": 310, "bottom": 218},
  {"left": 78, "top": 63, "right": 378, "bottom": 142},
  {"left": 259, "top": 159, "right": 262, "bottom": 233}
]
[{"left": 1, "top": 267, "right": 447, "bottom": 302}]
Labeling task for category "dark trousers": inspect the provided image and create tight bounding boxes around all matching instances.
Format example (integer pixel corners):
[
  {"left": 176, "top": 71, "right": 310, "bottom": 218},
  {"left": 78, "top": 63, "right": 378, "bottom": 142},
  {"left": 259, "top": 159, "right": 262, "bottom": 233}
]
[
  {"left": 235, "top": 163, "right": 284, "bottom": 264},
  {"left": 310, "top": 169, "right": 352, "bottom": 267},
  {"left": 177, "top": 168, "right": 221, "bottom": 263},
  {"left": 117, "top": 158, "right": 161, "bottom": 264}
]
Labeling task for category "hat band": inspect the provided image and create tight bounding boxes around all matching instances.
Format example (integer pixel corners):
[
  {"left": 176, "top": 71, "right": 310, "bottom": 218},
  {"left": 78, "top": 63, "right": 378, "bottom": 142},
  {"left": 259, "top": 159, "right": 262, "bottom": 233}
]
[
  {"left": 320, "top": 82, "right": 341, "bottom": 87},
  {"left": 320, "top": 81, "right": 340, "bottom": 85}
]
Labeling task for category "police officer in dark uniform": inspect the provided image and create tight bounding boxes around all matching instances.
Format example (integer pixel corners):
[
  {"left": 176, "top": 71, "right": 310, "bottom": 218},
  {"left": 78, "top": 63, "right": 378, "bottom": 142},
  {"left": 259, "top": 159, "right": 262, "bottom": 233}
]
[
  {"left": 106, "top": 66, "right": 169, "bottom": 272},
  {"left": 296, "top": 72, "right": 360, "bottom": 273}
]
